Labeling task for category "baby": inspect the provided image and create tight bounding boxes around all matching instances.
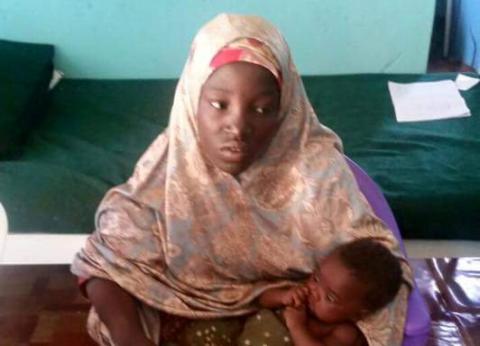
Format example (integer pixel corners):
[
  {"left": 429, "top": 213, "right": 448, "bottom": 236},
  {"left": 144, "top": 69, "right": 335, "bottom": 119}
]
[{"left": 258, "top": 238, "right": 403, "bottom": 346}]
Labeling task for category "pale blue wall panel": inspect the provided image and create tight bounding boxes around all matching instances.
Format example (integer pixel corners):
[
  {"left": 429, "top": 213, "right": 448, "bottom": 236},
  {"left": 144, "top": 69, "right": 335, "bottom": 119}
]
[{"left": 0, "top": 0, "right": 435, "bottom": 78}]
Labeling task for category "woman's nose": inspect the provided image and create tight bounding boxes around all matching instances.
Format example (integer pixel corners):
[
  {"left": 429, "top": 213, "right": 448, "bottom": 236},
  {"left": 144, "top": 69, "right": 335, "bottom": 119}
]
[{"left": 225, "top": 107, "right": 251, "bottom": 137}]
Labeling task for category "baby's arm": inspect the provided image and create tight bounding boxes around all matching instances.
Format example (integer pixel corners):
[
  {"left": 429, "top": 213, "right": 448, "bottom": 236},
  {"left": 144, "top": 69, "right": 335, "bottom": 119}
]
[
  {"left": 284, "top": 305, "right": 323, "bottom": 346},
  {"left": 258, "top": 285, "right": 309, "bottom": 309},
  {"left": 285, "top": 307, "right": 366, "bottom": 346},
  {"left": 258, "top": 287, "right": 291, "bottom": 308},
  {"left": 319, "top": 324, "right": 367, "bottom": 346}
]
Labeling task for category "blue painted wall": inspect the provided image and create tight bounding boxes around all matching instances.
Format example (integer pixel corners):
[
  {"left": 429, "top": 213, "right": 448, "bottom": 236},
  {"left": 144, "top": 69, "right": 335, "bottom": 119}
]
[
  {"left": 0, "top": 0, "right": 435, "bottom": 78},
  {"left": 451, "top": 0, "right": 480, "bottom": 71}
]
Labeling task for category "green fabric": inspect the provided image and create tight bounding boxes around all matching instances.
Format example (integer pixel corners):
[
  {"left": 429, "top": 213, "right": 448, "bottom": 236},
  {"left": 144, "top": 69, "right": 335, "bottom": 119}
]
[
  {"left": 0, "top": 161, "right": 107, "bottom": 233},
  {"left": 0, "top": 39, "right": 54, "bottom": 158},
  {"left": 2, "top": 79, "right": 176, "bottom": 234},
  {"left": 303, "top": 73, "right": 480, "bottom": 239},
  {"left": 169, "top": 310, "right": 291, "bottom": 346},
  {"left": 2, "top": 74, "right": 479, "bottom": 239},
  {"left": 237, "top": 309, "right": 292, "bottom": 346},
  {"left": 176, "top": 317, "right": 244, "bottom": 346},
  {"left": 21, "top": 80, "right": 175, "bottom": 184}
]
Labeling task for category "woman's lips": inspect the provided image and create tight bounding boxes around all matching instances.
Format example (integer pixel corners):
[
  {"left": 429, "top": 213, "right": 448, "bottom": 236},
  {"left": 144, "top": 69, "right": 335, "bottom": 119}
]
[{"left": 220, "top": 143, "right": 249, "bottom": 162}]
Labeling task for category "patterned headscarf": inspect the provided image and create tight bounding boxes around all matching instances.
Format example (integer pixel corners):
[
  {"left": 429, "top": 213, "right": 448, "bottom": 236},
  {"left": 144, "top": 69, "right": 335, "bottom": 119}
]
[
  {"left": 210, "top": 37, "right": 282, "bottom": 88},
  {"left": 72, "top": 13, "right": 411, "bottom": 346}
]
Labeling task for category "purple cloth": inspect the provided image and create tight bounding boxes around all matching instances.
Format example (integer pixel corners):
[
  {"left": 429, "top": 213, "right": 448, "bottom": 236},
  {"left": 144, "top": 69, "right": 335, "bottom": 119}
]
[{"left": 346, "top": 157, "right": 431, "bottom": 343}]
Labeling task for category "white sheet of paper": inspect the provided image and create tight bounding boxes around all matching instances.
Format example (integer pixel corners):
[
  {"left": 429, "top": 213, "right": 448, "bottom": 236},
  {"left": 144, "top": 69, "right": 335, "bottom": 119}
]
[
  {"left": 388, "top": 80, "right": 471, "bottom": 122},
  {"left": 455, "top": 73, "right": 480, "bottom": 91}
]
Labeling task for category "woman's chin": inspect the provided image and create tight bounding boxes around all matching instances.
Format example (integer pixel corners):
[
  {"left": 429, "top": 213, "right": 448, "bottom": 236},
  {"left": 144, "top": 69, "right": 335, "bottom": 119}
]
[
  {"left": 215, "top": 158, "right": 250, "bottom": 175},
  {"left": 219, "top": 148, "right": 249, "bottom": 163},
  {"left": 219, "top": 162, "right": 247, "bottom": 175},
  {"left": 215, "top": 153, "right": 251, "bottom": 175}
]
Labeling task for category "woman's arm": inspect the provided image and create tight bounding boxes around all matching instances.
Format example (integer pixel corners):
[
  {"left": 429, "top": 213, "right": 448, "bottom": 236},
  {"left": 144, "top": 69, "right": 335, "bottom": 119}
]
[{"left": 85, "top": 278, "right": 155, "bottom": 346}]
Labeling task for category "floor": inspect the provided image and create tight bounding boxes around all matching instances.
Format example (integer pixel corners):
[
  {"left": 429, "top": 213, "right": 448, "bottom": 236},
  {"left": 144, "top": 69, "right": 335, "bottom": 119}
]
[
  {"left": 427, "top": 9, "right": 477, "bottom": 75},
  {"left": 0, "top": 265, "right": 95, "bottom": 346},
  {"left": 405, "top": 240, "right": 480, "bottom": 259},
  {"left": 427, "top": 57, "right": 476, "bottom": 73},
  {"left": 2, "top": 259, "right": 479, "bottom": 346}
]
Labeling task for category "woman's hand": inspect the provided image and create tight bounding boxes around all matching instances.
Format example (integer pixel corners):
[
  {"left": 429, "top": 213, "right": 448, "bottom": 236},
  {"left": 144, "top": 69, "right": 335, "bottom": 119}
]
[{"left": 282, "top": 284, "right": 309, "bottom": 308}]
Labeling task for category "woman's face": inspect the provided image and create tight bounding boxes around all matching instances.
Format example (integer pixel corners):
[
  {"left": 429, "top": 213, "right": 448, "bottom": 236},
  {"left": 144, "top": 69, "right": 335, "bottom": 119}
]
[
  {"left": 197, "top": 62, "right": 281, "bottom": 175},
  {"left": 306, "top": 253, "right": 369, "bottom": 323}
]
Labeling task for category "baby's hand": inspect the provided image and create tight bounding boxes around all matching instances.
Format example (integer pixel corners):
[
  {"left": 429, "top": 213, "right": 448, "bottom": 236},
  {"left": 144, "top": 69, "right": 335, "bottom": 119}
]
[
  {"left": 284, "top": 305, "right": 308, "bottom": 329},
  {"left": 282, "top": 285, "right": 309, "bottom": 308}
]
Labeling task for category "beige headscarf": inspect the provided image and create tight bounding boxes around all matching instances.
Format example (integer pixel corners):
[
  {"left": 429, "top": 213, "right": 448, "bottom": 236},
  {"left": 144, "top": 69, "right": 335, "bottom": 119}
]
[{"left": 72, "top": 13, "right": 411, "bottom": 345}]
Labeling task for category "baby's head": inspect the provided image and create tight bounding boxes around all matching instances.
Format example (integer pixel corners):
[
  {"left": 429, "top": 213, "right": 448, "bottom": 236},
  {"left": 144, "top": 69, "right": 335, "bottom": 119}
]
[{"left": 306, "top": 238, "right": 403, "bottom": 323}]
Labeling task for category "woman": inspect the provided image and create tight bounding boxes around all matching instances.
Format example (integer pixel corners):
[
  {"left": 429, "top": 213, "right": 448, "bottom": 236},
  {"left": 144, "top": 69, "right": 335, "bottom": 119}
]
[{"left": 71, "top": 13, "right": 412, "bottom": 346}]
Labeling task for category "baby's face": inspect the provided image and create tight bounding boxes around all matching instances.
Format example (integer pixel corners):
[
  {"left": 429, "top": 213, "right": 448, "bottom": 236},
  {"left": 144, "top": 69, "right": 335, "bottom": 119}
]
[{"left": 306, "top": 253, "right": 369, "bottom": 323}]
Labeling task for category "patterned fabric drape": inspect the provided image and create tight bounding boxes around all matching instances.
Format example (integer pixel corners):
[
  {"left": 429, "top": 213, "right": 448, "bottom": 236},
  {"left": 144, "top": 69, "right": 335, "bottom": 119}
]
[{"left": 72, "top": 13, "right": 412, "bottom": 346}]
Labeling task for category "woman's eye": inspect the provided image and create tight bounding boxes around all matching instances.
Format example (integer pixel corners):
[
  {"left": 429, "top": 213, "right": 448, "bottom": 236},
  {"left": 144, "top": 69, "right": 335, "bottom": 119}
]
[{"left": 210, "top": 101, "right": 223, "bottom": 110}]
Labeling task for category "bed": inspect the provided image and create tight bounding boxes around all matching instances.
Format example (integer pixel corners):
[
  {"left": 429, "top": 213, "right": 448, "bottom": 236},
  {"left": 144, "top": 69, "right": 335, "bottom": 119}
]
[{"left": 0, "top": 40, "right": 479, "bottom": 241}]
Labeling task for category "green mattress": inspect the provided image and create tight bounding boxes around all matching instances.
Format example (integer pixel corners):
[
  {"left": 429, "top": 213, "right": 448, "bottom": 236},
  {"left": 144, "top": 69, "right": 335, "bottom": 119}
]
[
  {"left": 1, "top": 74, "right": 479, "bottom": 239},
  {"left": 0, "top": 80, "right": 175, "bottom": 233},
  {"left": 304, "top": 74, "right": 479, "bottom": 239}
]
